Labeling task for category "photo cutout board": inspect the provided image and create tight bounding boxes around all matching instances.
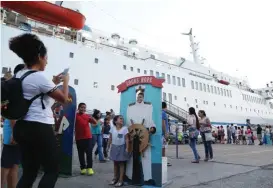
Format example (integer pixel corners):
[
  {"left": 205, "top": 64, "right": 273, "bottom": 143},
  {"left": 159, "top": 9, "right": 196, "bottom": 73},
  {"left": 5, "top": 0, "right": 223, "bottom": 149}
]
[{"left": 117, "top": 76, "right": 164, "bottom": 187}]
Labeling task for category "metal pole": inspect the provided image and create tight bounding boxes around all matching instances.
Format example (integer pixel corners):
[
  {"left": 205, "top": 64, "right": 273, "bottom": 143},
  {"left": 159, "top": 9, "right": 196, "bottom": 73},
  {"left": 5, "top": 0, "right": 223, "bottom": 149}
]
[{"left": 175, "top": 124, "right": 178, "bottom": 159}]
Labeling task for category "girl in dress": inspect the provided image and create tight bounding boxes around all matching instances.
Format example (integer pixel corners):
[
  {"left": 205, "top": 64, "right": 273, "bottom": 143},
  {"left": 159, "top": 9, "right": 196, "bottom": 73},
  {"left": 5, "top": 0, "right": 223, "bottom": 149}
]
[{"left": 107, "top": 115, "right": 130, "bottom": 187}]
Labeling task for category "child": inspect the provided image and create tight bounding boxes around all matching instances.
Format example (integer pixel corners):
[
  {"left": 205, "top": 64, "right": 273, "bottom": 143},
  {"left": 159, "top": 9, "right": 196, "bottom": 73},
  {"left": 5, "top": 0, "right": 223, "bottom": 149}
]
[
  {"left": 107, "top": 115, "right": 130, "bottom": 187},
  {"left": 102, "top": 117, "right": 111, "bottom": 160},
  {"left": 75, "top": 103, "right": 97, "bottom": 175}
]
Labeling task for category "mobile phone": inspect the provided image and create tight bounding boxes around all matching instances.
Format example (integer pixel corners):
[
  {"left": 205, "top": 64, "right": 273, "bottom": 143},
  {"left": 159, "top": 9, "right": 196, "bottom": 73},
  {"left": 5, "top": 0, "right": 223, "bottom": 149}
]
[{"left": 62, "top": 68, "right": 69, "bottom": 75}]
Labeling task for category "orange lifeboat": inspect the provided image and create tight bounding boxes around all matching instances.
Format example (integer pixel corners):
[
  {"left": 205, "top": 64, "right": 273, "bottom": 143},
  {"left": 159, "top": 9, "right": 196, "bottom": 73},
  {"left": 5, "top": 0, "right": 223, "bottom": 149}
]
[{"left": 1, "top": 1, "right": 86, "bottom": 30}]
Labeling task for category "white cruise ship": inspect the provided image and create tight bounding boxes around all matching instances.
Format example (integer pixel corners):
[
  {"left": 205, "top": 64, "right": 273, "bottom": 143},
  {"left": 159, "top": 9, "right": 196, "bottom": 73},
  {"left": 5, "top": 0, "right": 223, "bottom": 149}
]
[{"left": 1, "top": 3, "right": 273, "bottom": 126}]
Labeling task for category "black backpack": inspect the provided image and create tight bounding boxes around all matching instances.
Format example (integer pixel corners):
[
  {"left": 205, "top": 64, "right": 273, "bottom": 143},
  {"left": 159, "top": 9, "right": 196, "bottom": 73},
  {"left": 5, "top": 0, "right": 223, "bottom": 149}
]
[{"left": 1, "top": 70, "right": 45, "bottom": 120}]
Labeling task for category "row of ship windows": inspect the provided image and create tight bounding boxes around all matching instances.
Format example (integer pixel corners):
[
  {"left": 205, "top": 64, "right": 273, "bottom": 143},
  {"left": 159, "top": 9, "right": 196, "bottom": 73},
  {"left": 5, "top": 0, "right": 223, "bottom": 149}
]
[
  {"left": 163, "top": 92, "right": 272, "bottom": 115},
  {"left": 122, "top": 65, "right": 232, "bottom": 98},
  {"left": 242, "top": 94, "right": 266, "bottom": 105}
]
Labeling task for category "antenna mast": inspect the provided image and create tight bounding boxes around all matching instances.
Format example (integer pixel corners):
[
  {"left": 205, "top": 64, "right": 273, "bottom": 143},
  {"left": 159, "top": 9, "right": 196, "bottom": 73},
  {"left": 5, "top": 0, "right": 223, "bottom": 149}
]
[{"left": 182, "top": 28, "right": 200, "bottom": 64}]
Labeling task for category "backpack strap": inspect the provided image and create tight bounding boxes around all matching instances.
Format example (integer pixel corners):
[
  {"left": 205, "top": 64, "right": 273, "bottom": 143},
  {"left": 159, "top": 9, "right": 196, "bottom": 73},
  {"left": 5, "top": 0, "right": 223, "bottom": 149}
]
[
  {"left": 20, "top": 70, "right": 46, "bottom": 110},
  {"left": 20, "top": 70, "right": 37, "bottom": 81}
]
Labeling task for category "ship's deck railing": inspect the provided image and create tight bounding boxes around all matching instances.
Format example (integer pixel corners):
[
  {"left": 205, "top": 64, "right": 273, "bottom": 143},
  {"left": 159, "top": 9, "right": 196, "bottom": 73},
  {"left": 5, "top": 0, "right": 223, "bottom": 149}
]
[{"left": 1, "top": 9, "right": 264, "bottom": 97}]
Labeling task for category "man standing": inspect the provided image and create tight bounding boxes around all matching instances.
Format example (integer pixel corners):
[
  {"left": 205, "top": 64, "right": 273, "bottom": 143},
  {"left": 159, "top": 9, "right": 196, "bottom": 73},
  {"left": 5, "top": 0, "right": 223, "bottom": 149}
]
[
  {"left": 257, "top": 124, "right": 263, "bottom": 145},
  {"left": 231, "top": 124, "right": 236, "bottom": 144},
  {"left": 227, "top": 125, "right": 231, "bottom": 144},
  {"left": 162, "top": 102, "right": 171, "bottom": 166}
]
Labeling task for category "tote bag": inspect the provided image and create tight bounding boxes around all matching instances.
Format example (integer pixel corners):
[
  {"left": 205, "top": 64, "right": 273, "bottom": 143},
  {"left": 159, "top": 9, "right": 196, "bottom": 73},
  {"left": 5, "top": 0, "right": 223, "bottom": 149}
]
[{"left": 205, "top": 132, "right": 213, "bottom": 141}]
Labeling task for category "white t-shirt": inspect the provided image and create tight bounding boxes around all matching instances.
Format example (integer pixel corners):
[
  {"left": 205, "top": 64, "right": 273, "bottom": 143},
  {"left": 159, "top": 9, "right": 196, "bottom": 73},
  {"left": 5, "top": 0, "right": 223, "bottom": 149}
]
[
  {"left": 16, "top": 69, "right": 56, "bottom": 124},
  {"left": 187, "top": 115, "right": 197, "bottom": 128},
  {"left": 110, "top": 126, "right": 128, "bottom": 146}
]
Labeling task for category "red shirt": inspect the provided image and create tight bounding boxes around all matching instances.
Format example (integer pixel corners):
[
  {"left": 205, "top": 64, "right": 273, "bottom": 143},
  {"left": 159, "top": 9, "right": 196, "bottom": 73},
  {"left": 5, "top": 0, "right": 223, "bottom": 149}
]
[{"left": 75, "top": 113, "right": 97, "bottom": 140}]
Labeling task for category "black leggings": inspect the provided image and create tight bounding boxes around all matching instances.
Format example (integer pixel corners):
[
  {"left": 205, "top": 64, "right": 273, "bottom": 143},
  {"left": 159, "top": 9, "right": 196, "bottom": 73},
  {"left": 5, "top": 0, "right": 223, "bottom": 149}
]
[{"left": 13, "top": 120, "right": 59, "bottom": 188}]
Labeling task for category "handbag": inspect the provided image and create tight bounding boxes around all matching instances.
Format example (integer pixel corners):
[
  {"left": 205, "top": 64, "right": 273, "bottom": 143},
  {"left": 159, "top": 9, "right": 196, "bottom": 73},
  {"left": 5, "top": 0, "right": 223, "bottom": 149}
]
[
  {"left": 188, "top": 127, "right": 199, "bottom": 139},
  {"left": 204, "top": 132, "right": 213, "bottom": 141}
]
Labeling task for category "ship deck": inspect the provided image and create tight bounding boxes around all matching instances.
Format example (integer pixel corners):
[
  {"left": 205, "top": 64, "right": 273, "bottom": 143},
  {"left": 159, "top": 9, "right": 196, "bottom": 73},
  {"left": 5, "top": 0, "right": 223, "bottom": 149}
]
[{"left": 27, "top": 143, "right": 273, "bottom": 188}]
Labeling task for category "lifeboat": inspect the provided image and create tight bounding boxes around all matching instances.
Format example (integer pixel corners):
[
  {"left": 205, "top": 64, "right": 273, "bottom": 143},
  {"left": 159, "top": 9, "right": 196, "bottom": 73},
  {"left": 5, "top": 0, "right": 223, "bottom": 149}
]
[
  {"left": 218, "top": 80, "right": 230, "bottom": 85},
  {"left": 1, "top": 1, "right": 86, "bottom": 30}
]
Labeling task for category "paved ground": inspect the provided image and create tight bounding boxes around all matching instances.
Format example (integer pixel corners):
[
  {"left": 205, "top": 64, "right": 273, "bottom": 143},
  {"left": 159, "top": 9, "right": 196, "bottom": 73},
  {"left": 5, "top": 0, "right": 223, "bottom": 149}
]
[{"left": 29, "top": 143, "right": 273, "bottom": 188}]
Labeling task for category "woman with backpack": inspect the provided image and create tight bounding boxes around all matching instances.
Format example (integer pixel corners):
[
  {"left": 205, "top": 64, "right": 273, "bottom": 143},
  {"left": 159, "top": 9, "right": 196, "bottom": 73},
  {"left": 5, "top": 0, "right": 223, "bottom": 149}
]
[{"left": 9, "top": 34, "right": 69, "bottom": 188}]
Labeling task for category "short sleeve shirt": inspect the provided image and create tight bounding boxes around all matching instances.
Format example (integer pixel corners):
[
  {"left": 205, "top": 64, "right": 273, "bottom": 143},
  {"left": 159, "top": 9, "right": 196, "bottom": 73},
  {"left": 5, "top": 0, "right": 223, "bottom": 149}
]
[
  {"left": 162, "top": 110, "right": 168, "bottom": 135},
  {"left": 16, "top": 69, "right": 56, "bottom": 124},
  {"left": 110, "top": 126, "right": 128, "bottom": 146}
]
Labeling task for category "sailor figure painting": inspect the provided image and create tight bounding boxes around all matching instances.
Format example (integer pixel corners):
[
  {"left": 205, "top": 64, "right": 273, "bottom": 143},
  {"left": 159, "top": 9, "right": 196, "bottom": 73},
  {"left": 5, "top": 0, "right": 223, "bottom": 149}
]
[{"left": 125, "top": 85, "right": 156, "bottom": 186}]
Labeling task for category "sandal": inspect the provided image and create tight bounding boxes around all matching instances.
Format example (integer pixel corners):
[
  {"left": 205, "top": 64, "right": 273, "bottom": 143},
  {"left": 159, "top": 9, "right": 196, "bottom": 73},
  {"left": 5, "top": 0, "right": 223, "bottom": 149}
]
[
  {"left": 109, "top": 179, "right": 118, "bottom": 185},
  {"left": 115, "top": 181, "right": 124, "bottom": 187}
]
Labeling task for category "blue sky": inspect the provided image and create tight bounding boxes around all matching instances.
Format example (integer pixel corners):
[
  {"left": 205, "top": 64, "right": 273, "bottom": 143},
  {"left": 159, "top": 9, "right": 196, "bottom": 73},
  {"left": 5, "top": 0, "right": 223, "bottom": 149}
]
[{"left": 65, "top": 0, "right": 273, "bottom": 88}]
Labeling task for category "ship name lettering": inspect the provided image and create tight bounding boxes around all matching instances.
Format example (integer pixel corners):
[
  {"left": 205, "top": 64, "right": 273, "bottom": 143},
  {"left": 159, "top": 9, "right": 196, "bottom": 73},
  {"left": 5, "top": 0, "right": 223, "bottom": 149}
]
[
  {"left": 126, "top": 78, "right": 140, "bottom": 87},
  {"left": 140, "top": 77, "right": 152, "bottom": 83}
]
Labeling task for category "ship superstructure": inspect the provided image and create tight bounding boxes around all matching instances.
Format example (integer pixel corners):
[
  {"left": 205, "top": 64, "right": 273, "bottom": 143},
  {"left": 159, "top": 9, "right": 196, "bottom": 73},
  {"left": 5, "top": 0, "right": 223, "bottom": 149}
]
[{"left": 1, "top": 7, "right": 273, "bottom": 126}]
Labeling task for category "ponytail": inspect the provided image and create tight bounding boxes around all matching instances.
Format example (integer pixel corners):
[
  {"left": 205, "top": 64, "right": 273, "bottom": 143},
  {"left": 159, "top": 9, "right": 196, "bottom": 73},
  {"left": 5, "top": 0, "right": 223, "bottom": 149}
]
[{"left": 194, "top": 113, "right": 200, "bottom": 130}]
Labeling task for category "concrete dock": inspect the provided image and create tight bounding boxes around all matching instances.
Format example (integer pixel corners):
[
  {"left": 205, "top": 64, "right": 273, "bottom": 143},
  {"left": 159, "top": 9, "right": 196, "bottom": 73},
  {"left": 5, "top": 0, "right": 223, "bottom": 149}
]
[{"left": 31, "top": 143, "right": 273, "bottom": 188}]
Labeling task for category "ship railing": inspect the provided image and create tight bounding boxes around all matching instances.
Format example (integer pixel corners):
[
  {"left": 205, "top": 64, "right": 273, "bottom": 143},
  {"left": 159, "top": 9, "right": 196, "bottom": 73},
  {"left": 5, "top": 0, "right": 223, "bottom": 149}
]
[{"left": 163, "top": 99, "right": 188, "bottom": 121}]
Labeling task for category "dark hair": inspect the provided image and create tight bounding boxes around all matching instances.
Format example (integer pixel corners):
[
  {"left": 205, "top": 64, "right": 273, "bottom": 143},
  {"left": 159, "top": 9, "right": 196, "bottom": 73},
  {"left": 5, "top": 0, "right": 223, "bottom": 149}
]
[
  {"left": 92, "top": 109, "right": 101, "bottom": 120},
  {"left": 13, "top": 64, "right": 25, "bottom": 74},
  {"left": 162, "top": 102, "right": 167, "bottom": 109},
  {"left": 113, "top": 115, "right": 122, "bottom": 126},
  {"left": 9, "top": 34, "right": 47, "bottom": 68},
  {"left": 1, "top": 77, "right": 6, "bottom": 82},
  {"left": 198, "top": 110, "right": 206, "bottom": 117},
  {"left": 188, "top": 107, "right": 200, "bottom": 129},
  {"left": 78, "top": 102, "right": 86, "bottom": 109}
]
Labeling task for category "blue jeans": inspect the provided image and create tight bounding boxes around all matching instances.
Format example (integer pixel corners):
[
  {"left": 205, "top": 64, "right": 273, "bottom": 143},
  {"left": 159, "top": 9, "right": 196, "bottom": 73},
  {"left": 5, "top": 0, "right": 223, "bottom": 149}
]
[
  {"left": 189, "top": 138, "right": 199, "bottom": 161},
  {"left": 201, "top": 132, "right": 213, "bottom": 159},
  {"left": 92, "top": 134, "right": 104, "bottom": 161}
]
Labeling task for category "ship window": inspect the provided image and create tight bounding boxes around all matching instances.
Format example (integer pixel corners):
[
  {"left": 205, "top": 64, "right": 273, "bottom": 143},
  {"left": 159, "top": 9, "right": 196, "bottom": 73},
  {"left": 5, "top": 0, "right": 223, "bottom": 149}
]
[
  {"left": 161, "top": 73, "right": 165, "bottom": 79},
  {"left": 200, "top": 83, "right": 202, "bottom": 91},
  {"left": 174, "top": 96, "right": 177, "bottom": 100},
  {"left": 187, "top": 103, "right": 190, "bottom": 107},
  {"left": 246, "top": 108, "right": 247, "bottom": 112},
  {"left": 235, "top": 106, "right": 237, "bottom": 109},
  {"left": 163, "top": 92, "right": 166, "bottom": 100},
  {"left": 93, "top": 82, "right": 98, "bottom": 88},
  {"left": 74, "top": 79, "right": 79, "bottom": 85},
  {"left": 227, "top": 90, "right": 230, "bottom": 97},
  {"left": 137, "top": 68, "right": 140, "bottom": 73},
  {"left": 156, "top": 72, "right": 159, "bottom": 77},
  {"left": 123, "top": 65, "right": 127, "bottom": 70},
  {"left": 182, "top": 78, "right": 186, "bottom": 87},
  {"left": 144, "top": 70, "right": 147, "bottom": 74},
  {"left": 224, "top": 89, "right": 226, "bottom": 96},
  {"left": 167, "top": 75, "right": 171, "bottom": 84},
  {"left": 210, "top": 86, "right": 213, "bottom": 93},
  {"left": 213, "top": 102, "right": 216, "bottom": 106},
  {"left": 214, "top": 86, "right": 217, "bottom": 94},
  {"left": 206, "top": 101, "right": 208, "bottom": 105},
  {"left": 2, "top": 67, "right": 8, "bottom": 74},
  {"left": 111, "top": 85, "right": 115, "bottom": 91},
  {"left": 184, "top": 97, "right": 187, "bottom": 101},
  {"left": 94, "top": 58, "right": 99, "bottom": 63},
  {"left": 203, "top": 83, "right": 206, "bottom": 92},
  {"left": 217, "top": 87, "right": 220, "bottom": 95},
  {"left": 196, "top": 105, "right": 198, "bottom": 109},
  {"left": 69, "top": 52, "right": 74, "bottom": 58},
  {"left": 207, "top": 85, "right": 210, "bottom": 92},
  {"left": 177, "top": 77, "right": 181, "bottom": 86},
  {"left": 150, "top": 70, "right": 154, "bottom": 76},
  {"left": 191, "top": 80, "right": 194, "bottom": 89},
  {"left": 220, "top": 88, "right": 223, "bottom": 96},
  {"left": 241, "top": 107, "right": 243, "bottom": 111},
  {"left": 195, "top": 82, "right": 198, "bottom": 90},
  {"left": 230, "top": 105, "right": 232, "bottom": 108},
  {"left": 172, "top": 76, "right": 176, "bottom": 85},
  {"left": 203, "top": 100, "right": 206, "bottom": 104},
  {"left": 130, "top": 67, "right": 134, "bottom": 71},
  {"left": 224, "top": 104, "right": 226, "bottom": 108},
  {"left": 195, "top": 99, "right": 198, "bottom": 103}
]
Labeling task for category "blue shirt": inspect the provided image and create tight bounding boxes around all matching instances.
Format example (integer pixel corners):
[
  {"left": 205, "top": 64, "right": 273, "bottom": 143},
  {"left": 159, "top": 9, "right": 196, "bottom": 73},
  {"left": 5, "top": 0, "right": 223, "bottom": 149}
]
[
  {"left": 91, "top": 121, "right": 102, "bottom": 135},
  {"left": 162, "top": 110, "right": 169, "bottom": 135},
  {"left": 3, "top": 119, "right": 12, "bottom": 145}
]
